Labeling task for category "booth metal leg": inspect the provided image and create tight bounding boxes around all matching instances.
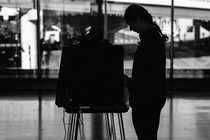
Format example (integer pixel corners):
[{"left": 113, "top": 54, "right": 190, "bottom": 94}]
[
  {"left": 105, "top": 113, "right": 126, "bottom": 140},
  {"left": 105, "top": 113, "right": 117, "bottom": 140},
  {"left": 111, "top": 113, "right": 117, "bottom": 140},
  {"left": 118, "top": 113, "right": 126, "bottom": 140},
  {"left": 78, "top": 114, "right": 85, "bottom": 140},
  {"left": 66, "top": 113, "right": 85, "bottom": 140},
  {"left": 67, "top": 113, "right": 76, "bottom": 140},
  {"left": 74, "top": 113, "right": 80, "bottom": 140},
  {"left": 105, "top": 113, "right": 112, "bottom": 140},
  {"left": 67, "top": 112, "right": 126, "bottom": 140}
]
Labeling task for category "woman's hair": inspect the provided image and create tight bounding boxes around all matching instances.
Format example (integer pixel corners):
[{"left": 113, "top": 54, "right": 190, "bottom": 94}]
[
  {"left": 124, "top": 4, "right": 168, "bottom": 42},
  {"left": 124, "top": 4, "right": 152, "bottom": 23}
]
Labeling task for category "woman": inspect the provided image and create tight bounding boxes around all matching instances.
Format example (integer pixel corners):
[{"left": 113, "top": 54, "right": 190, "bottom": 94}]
[{"left": 124, "top": 4, "right": 168, "bottom": 140}]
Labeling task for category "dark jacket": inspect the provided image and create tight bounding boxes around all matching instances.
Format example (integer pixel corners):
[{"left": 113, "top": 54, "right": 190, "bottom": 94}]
[{"left": 129, "top": 27, "right": 166, "bottom": 107}]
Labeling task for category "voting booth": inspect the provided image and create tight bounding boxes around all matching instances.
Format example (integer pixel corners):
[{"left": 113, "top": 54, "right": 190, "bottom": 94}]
[{"left": 55, "top": 31, "right": 129, "bottom": 140}]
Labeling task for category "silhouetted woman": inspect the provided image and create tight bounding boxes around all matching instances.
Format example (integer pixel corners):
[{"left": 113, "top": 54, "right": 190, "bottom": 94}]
[{"left": 124, "top": 4, "right": 168, "bottom": 140}]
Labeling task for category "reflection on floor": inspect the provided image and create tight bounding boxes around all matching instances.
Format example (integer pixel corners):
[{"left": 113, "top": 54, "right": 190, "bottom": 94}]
[{"left": 1, "top": 91, "right": 210, "bottom": 140}]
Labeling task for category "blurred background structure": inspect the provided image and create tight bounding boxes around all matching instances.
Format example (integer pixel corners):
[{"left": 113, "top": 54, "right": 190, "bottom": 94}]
[
  {"left": 1, "top": 0, "right": 210, "bottom": 140},
  {"left": 0, "top": 0, "right": 210, "bottom": 80}
]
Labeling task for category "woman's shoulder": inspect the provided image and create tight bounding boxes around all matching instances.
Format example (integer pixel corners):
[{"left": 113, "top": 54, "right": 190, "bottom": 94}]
[{"left": 140, "top": 27, "right": 160, "bottom": 40}]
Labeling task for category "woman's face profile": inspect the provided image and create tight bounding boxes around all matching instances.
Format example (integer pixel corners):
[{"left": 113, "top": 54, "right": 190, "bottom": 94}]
[
  {"left": 127, "top": 21, "right": 140, "bottom": 33},
  {"left": 126, "top": 17, "right": 145, "bottom": 33}
]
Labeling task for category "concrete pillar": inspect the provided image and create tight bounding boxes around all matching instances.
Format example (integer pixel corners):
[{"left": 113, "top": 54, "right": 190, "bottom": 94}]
[{"left": 21, "top": 10, "right": 37, "bottom": 69}]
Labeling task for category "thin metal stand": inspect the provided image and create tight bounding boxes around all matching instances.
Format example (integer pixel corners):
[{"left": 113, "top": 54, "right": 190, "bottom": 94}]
[
  {"left": 105, "top": 113, "right": 126, "bottom": 140},
  {"left": 65, "top": 112, "right": 126, "bottom": 140},
  {"left": 66, "top": 113, "right": 85, "bottom": 140}
]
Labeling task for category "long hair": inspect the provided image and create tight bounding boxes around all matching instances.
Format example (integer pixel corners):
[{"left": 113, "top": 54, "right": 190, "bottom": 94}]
[{"left": 124, "top": 4, "right": 168, "bottom": 42}]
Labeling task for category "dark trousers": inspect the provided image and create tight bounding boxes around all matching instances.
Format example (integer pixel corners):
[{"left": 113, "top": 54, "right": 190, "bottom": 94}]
[{"left": 131, "top": 102, "right": 164, "bottom": 140}]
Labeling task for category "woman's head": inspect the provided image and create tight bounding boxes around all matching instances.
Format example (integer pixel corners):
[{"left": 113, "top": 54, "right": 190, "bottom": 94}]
[
  {"left": 124, "top": 4, "right": 152, "bottom": 23},
  {"left": 124, "top": 4, "right": 168, "bottom": 42},
  {"left": 124, "top": 4, "right": 153, "bottom": 33}
]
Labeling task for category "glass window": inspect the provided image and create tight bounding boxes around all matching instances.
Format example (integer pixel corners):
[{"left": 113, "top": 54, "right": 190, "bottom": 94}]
[
  {"left": 41, "top": 0, "right": 98, "bottom": 78},
  {"left": 173, "top": 2, "right": 210, "bottom": 78},
  {"left": 0, "top": 7, "right": 20, "bottom": 68},
  {"left": 1, "top": 0, "right": 210, "bottom": 79},
  {"left": 0, "top": 0, "right": 99, "bottom": 78}
]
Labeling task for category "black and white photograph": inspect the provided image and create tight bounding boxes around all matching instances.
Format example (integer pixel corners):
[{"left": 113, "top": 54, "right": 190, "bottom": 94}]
[{"left": 0, "top": 0, "right": 210, "bottom": 140}]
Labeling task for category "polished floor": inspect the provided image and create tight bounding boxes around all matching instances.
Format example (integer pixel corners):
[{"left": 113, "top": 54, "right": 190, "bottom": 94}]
[{"left": 1, "top": 91, "right": 210, "bottom": 140}]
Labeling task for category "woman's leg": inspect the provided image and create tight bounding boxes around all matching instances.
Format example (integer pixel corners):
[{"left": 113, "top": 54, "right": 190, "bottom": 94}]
[{"left": 132, "top": 106, "right": 162, "bottom": 140}]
